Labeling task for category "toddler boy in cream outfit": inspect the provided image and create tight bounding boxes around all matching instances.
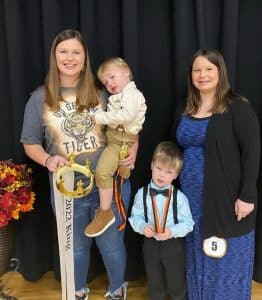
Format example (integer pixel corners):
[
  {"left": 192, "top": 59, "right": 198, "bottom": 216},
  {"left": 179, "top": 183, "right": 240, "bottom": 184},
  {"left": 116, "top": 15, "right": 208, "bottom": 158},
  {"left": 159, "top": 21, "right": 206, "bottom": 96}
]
[{"left": 85, "top": 57, "right": 147, "bottom": 237}]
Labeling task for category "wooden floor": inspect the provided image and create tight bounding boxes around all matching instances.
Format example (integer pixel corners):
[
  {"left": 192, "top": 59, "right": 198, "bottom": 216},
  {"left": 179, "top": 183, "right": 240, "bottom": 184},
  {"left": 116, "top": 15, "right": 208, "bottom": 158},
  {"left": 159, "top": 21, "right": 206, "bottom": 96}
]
[{"left": 0, "top": 271, "right": 262, "bottom": 299}]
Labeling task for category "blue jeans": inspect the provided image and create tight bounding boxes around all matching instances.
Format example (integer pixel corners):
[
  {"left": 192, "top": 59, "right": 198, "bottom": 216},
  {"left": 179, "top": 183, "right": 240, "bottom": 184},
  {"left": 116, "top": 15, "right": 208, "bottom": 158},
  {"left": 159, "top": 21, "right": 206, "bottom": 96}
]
[{"left": 50, "top": 177, "right": 131, "bottom": 293}]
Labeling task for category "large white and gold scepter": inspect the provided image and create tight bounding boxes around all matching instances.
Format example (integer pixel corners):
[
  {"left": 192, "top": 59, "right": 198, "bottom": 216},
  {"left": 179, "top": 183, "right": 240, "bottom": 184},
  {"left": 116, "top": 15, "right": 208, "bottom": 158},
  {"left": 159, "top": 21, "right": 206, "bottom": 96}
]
[{"left": 54, "top": 153, "right": 94, "bottom": 300}]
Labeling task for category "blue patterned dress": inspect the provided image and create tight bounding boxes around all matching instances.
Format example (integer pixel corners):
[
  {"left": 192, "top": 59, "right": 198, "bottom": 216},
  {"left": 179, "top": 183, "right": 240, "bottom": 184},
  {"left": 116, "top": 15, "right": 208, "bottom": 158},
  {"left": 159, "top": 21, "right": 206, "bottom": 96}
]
[{"left": 176, "top": 115, "right": 254, "bottom": 300}]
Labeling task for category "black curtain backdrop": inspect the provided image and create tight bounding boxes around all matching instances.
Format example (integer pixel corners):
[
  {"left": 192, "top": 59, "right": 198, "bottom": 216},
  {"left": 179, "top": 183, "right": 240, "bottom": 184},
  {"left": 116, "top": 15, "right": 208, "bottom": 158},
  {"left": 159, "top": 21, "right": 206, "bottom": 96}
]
[{"left": 1, "top": 0, "right": 262, "bottom": 283}]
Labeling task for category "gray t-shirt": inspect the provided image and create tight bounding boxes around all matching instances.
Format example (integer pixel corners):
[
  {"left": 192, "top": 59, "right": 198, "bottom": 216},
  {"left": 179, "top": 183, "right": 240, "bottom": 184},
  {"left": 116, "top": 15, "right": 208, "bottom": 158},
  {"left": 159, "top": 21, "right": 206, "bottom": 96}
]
[{"left": 21, "top": 86, "right": 106, "bottom": 172}]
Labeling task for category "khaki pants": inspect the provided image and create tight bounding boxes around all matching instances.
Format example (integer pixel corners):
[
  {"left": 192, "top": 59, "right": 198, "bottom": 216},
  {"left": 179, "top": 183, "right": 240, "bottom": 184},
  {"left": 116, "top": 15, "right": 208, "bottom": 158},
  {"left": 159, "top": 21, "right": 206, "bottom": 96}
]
[{"left": 95, "top": 127, "right": 136, "bottom": 189}]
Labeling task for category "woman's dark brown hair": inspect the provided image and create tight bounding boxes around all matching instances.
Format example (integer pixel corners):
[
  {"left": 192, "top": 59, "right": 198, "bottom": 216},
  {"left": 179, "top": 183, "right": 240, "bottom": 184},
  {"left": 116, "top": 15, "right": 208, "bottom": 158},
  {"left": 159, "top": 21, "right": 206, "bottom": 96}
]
[{"left": 185, "top": 48, "right": 246, "bottom": 115}]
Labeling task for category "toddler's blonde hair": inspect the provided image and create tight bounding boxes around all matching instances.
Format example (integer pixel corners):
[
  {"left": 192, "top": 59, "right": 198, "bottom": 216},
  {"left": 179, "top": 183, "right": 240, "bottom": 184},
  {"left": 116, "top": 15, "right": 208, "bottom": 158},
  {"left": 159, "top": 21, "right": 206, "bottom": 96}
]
[{"left": 97, "top": 57, "right": 133, "bottom": 82}]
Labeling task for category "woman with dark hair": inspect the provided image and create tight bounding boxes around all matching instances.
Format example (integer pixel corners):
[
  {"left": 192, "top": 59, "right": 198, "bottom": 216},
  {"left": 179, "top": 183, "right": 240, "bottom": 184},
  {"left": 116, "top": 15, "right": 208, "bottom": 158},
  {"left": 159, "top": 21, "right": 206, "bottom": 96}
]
[
  {"left": 175, "top": 49, "right": 260, "bottom": 299},
  {"left": 21, "top": 29, "right": 136, "bottom": 300}
]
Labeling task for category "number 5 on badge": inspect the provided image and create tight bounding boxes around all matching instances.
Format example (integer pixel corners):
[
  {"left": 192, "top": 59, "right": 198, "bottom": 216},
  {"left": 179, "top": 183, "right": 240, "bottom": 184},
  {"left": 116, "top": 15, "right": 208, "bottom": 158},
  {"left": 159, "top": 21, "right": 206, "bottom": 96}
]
[{"left": 203, "top": 236, "right": 227, "bottom": 258}]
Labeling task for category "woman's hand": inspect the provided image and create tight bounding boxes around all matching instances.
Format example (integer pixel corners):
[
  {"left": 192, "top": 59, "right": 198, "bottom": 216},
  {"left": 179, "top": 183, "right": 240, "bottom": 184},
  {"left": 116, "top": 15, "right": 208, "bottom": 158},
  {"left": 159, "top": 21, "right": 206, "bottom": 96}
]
[
  {"left": 45, "top": 155, "right": 69, "bottom": 172},
  {"left": 119, "top": 136, "right": 139, "bottom": 169},
  {"left": 23, "top": 144, "right": 68, "bottom": 172},
  {"left": 235, "top": 198, "right": 254, "bottom": 221}
]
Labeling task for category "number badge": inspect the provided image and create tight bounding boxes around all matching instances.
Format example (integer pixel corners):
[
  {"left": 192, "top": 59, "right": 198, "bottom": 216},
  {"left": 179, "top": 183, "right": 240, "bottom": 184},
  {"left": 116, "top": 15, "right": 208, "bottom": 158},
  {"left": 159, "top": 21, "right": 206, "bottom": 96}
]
[{"left": 203, "top": 236, "right": 227, "bottom": 258}]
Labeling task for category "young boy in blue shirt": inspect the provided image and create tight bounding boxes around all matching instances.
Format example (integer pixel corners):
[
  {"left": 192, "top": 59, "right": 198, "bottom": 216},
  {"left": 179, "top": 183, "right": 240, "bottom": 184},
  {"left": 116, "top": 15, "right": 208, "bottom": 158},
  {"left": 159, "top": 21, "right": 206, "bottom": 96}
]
[{"left": 129, "top": 141, "right": 194, "bottom": 300}]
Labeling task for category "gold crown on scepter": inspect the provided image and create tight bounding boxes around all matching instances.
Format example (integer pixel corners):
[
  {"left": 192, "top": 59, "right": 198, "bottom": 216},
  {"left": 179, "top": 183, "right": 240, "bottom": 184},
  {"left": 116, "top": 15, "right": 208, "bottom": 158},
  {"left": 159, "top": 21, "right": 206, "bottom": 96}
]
[{"left": 56, "top": 153, "right": 94, "bottom": 198}]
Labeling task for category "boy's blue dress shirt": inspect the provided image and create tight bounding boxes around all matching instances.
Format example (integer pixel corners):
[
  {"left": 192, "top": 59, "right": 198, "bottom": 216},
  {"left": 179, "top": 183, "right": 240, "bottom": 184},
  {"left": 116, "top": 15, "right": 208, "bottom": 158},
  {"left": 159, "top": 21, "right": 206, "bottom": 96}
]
[{"left": 129, "top": 181, "right": 194, "bottom": 239}]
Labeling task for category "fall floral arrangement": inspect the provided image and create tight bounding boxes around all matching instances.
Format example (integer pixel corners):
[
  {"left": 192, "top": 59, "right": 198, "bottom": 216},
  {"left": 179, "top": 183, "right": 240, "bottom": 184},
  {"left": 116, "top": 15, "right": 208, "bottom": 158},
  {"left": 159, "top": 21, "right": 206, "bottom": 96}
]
[{"left": 0, "top": 160, "right": 35, "bottom": 228}]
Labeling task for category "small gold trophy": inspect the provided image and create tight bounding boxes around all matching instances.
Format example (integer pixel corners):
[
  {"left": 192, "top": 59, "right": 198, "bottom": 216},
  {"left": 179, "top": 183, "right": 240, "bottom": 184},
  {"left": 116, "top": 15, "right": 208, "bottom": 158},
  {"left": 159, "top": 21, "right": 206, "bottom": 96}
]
[
  {"left": 118, "top": 142, "right": 131, "bottom": 179},
  {"left": 115, "top": 124, "right": 131, "bottom": 179}
]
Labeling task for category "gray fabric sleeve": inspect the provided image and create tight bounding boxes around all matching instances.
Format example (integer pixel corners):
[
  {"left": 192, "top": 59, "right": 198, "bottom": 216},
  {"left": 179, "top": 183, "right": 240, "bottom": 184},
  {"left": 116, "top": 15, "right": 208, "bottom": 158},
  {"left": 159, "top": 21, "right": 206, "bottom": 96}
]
[{"left": 20, "top": 87, "right": 45, "bottom": 145}]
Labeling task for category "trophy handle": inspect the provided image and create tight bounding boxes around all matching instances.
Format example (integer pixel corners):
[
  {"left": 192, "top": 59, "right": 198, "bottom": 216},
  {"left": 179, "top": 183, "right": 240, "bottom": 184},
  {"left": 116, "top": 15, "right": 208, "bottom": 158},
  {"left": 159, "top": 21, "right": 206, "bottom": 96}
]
[{"left": 56, "top": 153, "right": 94, "bottom": 198}]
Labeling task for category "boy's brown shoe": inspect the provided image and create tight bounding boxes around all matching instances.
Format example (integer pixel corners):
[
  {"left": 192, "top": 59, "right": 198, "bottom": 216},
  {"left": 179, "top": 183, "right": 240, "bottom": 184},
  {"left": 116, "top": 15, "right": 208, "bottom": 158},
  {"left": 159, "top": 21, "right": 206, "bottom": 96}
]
[{"left": 85, "top": 208, "right": 115, "bottom": 237}]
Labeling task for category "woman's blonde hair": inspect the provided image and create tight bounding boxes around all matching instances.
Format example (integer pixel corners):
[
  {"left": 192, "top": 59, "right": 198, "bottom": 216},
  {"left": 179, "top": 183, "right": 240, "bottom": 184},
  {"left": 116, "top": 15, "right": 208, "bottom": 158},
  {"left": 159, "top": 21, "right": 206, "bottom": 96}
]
[
  {"left": 185, "top": 48, "right": 246, "bottom": 115},
  {"left": 97, "top": 57, "right": 133, "bottom": 82},
  {"left": 152, "top": 142, "right": 183, "bottom": 173},
  {"left": 45, "top": 29, "right": 100, "bottom": 111}
]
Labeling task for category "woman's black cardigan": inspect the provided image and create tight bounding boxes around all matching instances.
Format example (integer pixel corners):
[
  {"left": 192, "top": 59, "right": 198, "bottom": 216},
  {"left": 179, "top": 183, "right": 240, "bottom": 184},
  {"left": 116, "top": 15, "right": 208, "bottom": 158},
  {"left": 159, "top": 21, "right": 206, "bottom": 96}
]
[{"left": 172, "top": 99, "right": 261, "bottom": 239}]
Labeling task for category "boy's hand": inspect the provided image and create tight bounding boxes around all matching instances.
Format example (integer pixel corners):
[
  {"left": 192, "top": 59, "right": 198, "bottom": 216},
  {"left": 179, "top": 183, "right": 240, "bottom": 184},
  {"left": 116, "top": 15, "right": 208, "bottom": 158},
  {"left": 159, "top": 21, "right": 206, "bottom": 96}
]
[
  {"left": 156, "top": 228, "right": 172, "bottom": 240},
  {"left": 144, "top": 225, "right": 156, "bottom": 238}
]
